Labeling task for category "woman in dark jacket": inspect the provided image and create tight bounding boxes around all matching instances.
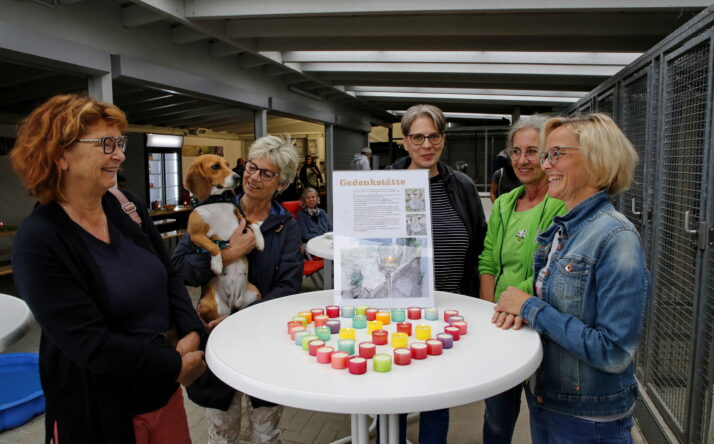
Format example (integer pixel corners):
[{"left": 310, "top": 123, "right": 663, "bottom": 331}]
[
  {"left": 296, "top": 187, "right": 332, "bottom": 243},
  {"left": 11, "top": 94, "right": 205, "bottom": 444}
]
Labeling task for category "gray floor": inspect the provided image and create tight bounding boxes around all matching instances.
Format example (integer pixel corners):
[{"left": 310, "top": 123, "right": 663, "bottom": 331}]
[{"left": 0, "top": 277, "right": 645, "bottom": 443}]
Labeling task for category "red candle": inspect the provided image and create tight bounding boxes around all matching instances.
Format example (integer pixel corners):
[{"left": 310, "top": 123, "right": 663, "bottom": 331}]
[
  {"left": 443, "top": 309, "right": 459, "bottom": 323},
  {"left": 309, "top": 339, "right": 326, "bottom": 356},
  {"left": 372, "top": 329, "right": 388, "bottom": 345},
  {"left": 396, "top": 322, "right": 413, "bottom": 336},
  {"left": 326, "top": 305, "right": 340, "bottom": 318},
  {"left": 410, "top": 342, "right": 428, "bottom": 360},
  {"left": 359, "top": 342, "right": 376, "bottom": 359},
  {"left": 316, "top": 346, "right": 334, "bottom": 363},
  {"left": 331, "top": 351, "right": 349, "bottom": 369},
  {"left": 426, "top": 339, "right": 443, "bottom": 356},
  {"left": 445, "top": 326, "right": 461, "bottom": 341},
  {"left": 287, "top": 320, "right": 302, "bottom": 334},
  {"left": 394, "top": 348, "right": 412, "bottom": 365},
  {"left": 407, "top": 307, "right": 422, "bottom": 320},
  {"left": 314, "top": 314, "right": 329, "bottom": 327},
  {"left": 365, "top": 308, "right": 379, "bottom": 321},
  {"left": 348, "top": 357, "right": 367, "bottom": 375},
  {"left": 290, "top": 325, "right": 306, "bottom": 340},
  {"left": 452, "top": 321, "right": 468, "bottom": 335},
  {"left": 311, "top": 308, "right": 325, "bottom": 318}
]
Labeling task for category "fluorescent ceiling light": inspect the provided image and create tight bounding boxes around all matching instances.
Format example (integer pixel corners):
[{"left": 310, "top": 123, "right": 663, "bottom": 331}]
[
  {"left": 300, "top": 62, "right": 622, "bottom": 76},
  {"left": 146, "top": 133, "right": 184, "bottom": 148},
  {"left": 390, "top": 110, "right": 514, "bottom": 121},
  {"left": 356, "top": 91, "right": 579, "bottom": 103},
  {"left": 346, "top": 86, "right": 587, "bottom": 98}
]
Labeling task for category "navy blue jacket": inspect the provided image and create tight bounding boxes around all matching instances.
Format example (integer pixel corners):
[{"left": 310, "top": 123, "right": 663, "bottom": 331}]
[{"left": 296, "top": 208, "right": 333, "bottom": 242}]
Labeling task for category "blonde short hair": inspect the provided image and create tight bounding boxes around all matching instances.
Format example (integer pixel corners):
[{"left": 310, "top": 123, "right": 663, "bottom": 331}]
[
  {"left": 541, "top": 113, "right": 638, "bottom": 196},
  {"left": 248, "top": 135, "right": 299, "bottom": 186}
]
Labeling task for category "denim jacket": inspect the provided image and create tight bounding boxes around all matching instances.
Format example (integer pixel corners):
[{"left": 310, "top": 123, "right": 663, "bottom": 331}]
[{"left": 520, "top": 191, "right": 650, "bottom": 417}]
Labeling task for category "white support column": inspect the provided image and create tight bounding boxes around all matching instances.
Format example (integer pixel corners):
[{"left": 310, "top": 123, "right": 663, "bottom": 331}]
[{"left": 88, "top": 73, "right": 113, "bottom": 103}]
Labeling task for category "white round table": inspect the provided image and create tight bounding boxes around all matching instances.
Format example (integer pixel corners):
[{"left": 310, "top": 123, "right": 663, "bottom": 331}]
[
  {"left": 306, "top": 233, "right": 334, "bottom": 260},
  {"left": 0, "top": 293, "right": 33, "bottom": 352},
  {"left": 206, "top": 290, "right": 542, "bottom": 443}
]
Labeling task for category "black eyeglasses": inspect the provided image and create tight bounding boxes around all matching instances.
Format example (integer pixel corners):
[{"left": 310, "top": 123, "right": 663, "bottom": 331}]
[
  {"left": 509, "top": 147, "right": 539, "bottom": 162},
  {"left": 540, "top": 146, "right": 580, "bottom": 166},
  {"left": 407, "top": 133, "right": 444, "bottom": 146},
  {"left": 77, "top": 135, "right": 128, "bottom": 154},
  {"left": 245, "top": 160, "right": 279, "bottom": 181}
]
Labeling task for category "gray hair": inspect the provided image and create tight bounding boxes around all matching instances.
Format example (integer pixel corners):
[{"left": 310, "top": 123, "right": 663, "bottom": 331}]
[
  {"left": 300, "top": 187, "right": 319, "bottom": 201},
  {"left": 506, "top": 115, "right": 549, "bottom": 152},
  {"left": 401, "top": 104, "right": 447, "bottom": 136},
  {"left": 248, "top": 135, "right": 299, "bottom": 186}
]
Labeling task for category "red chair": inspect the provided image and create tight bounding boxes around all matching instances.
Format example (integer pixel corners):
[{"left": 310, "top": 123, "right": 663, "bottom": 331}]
[{"left": 281, "top": 201, "right": 324, "bottom": 287}]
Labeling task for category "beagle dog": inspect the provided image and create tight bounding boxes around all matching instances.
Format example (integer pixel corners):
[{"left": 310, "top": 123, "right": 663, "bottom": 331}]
[{"left": 185, "top": 154, "right": 264, "bottom": 322}]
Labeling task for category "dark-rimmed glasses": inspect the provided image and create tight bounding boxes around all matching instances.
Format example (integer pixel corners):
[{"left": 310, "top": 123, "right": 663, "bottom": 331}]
[
  {"left": 407, "top": 133, "right": 444, "bottom": 146},
  {"left": 540, "top": 146, "right": 580, "bottom": 166},
  {"left": 77, "top": 135, "right": 127, "bottom": 154},
  {"left": 245, "top": 160, "right": 279, "bottom": 181},
  {"left": 509, "top": 147, "right": 539, "bottom": 162}
]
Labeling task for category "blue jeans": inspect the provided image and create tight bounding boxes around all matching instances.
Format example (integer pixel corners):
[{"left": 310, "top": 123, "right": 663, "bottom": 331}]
[
  {"left": 483, "top": 383, "right": 522, "bottom": 444},
  {"left": 526, "top": 390, "right": 634, "bottom": 444},
  {"left": 377, "top": 409, "right": 449, "bottom": 444}
]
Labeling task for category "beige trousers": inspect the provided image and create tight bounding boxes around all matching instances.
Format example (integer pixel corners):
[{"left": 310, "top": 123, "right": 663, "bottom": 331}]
[{"left": 205, "top": 392, "right": 283, "bottom": 444}]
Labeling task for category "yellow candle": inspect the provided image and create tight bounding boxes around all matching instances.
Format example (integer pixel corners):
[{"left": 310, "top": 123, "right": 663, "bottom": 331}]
[
  {"left": 339, "top": 328, "right": 356, "bottom": 340},
  {"left": 415, "top": 324, "right": 432, "bottom": 340},
  {"left": 292, "top": 315, "right": 307, "bottom": 327},
  {"left": 391, "top": 332, "right": 408, "bottom": 348},
  {"left": 367, "top": 320, "right": 384, "bottom": 334},
  {"left": 376, "top": 311, "right": 391, "bottom": 325},
  {"left": 298, "top": 311, "right": 313, "bottom": 324}
]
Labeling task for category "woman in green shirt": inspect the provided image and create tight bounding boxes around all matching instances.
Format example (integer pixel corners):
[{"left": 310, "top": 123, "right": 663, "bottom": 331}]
[{"left": 478, "top": 115, "right": 566, "bottom": 443}]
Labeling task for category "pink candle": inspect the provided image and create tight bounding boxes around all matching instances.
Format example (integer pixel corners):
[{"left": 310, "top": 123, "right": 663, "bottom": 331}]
[
  {"left": 359, "top": 342, "right": 377, "bottom": 359},
  {"left": 452, "top": 321, "right": 468, "bottom": 335},
  {"left": 309, "top": 339, "right": 325, "bottom": 356},
  {"left": 443, "top": 309, "right": 459, "bottom": 323},
  {"left": 314, "top": 314, "right": 329, "bottom": 327},
  {"left": 396, "top": 322, "right": 413, "bottom": 336},
  {"left": 445, "top": 326, "right": 461, "bottom": 341},
  {"left": 316, "top": 346, "right": 334, "bottom": 364},
  {"left": 372, "top": 329, "right": 388, "bottom": 345},
  {"left": 326, "top": 305, "right": 340, "bottom": 318},
  {"left": 331, "top": 351, "right": 349, "bottom": 369},
  {"left": 287, "top": 320, "right": 302, "bottom": 334},
  {"left": 394, "top": 348, "right": 412, "bottom": 365},
  {"left": 407, "top": 307, "right": 422, "bottom": 320},
  {"left": 426, "top": 339, "right": 443, "bottom": 356},
  {"left": 289, "top": 325, "right": 306, "bottom": 340},
  {"left": 365, "top": 308, "right": 379, "bottom": 321},
  {"left": 348, "top": 357, "right": 367, "bottom": 375},
  {"left": 410, "top": 342, "right": 428, "bottom": 360}
]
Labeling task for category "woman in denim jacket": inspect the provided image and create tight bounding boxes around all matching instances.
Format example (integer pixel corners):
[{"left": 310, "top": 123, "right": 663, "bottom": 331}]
[{"left": 495, "top": 114, "right": 650, "bottom": 444}]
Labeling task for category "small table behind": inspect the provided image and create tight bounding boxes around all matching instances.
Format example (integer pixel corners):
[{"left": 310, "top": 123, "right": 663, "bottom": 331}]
[
  {"left": 0, "top": 293, "right": 33, "bottom": 352},
  {"left": 306, "top": 234, "right": 334, "bottom": 288}
]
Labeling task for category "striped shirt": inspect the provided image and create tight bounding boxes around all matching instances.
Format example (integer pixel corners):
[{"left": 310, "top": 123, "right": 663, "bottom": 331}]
[{"left": 430, "top": 175, "right": 470, "bottom": 294}]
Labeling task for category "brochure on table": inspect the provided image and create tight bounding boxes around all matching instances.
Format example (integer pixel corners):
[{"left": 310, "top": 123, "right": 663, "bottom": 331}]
[{"left": 332, "top": 170, "right": 435, "bottom": 308}]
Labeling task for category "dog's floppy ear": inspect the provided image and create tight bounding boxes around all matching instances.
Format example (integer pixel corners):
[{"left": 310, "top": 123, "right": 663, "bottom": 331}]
[{"left": 185, "top": 157, "right": 211, "bottom": 202}]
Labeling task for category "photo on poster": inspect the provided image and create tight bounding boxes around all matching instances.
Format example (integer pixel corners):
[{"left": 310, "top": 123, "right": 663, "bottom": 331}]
[
  {"left": 405, "top": 188, "right": 426, "bottom": 212},
  {"left": 406, "top": 214, "right": 427, "bottom": 236}
]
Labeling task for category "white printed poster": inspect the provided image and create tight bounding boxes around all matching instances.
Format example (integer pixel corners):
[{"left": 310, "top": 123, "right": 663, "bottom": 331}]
[{"left": 332, "top": 170, "right": 435, "bottom": 308}]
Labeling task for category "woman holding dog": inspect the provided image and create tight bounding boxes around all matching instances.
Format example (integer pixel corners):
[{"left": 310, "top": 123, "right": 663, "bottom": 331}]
[
  {"left": 172, "top": 135, "right": 303, "bottom": 444},
  {"left": 10, "top": 94, "right": 205, "bottom": 444},
  {"left": 495, "top": 114, "right": 650, "bottom": 443}
]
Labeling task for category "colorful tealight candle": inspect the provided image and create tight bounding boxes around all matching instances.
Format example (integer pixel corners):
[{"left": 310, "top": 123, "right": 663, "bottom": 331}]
[
  {"left": 342, "top": 306, "right": 355, "bottom": 318},
  {"left": 294, "top": 330, "right": 310, "bottom": 346},
  {"left": 452, "top": 321, "right": 468, "bottom": 335},
  {"left": 445, "top": 326, "right": 461, "bottom": 341},
  {"left": 326, "top": 320, "right": 341, "bottom": 334},
  {"left": 367, "top": 320, "right": 384, "bottom": 334},
  {"left": 436, "top": 333, "right": 454, "bottom": 349},
  {"left": 338, "top": 339, "right": 355, "bottom": 355},
  {"left": 391, "top": 308, "right": 406, "bottom": 322},
  {"left": 339, "top": 328, "right": 356, "bottom": 340},
  {"left": 443, "top": 309, "right": 459, "bottom": 323},
  {"left": 356, "top": 305, "right": 369, "bottom": 316},
  {"left": 373, "top": 354, "right": 392, "bottom": 373},
  {"left": 292, "top": 316, "right": 307, "bottom": 327},
  {"left": 316, "top": 346, "right": 334, "bottom": 364},
  {"left": 331, "top": 351, "right": 350, "bottom": 369},
  {"left": 376, "top": 311, "right": 391, "bottom": 325},
  {"left": 287, "top": 320, "right": 302, "bottom": 334},
  {"left": 290, "top": 325, "right": 306, "bottom": 340},
  {"left": 426, "top": 339, "right": 443, "bottom": 356},
  {"left": 301, "top": 335, "right": 318, "bottom": 351},
  {"left": 391, "top": 332, "right": 408, "bottom": 348},
  {"left": 314, "top": 314, "right": 329, "bottom": 327},
  {"left": 298, "top": 311, "right": 313, "bottom": 324},
  {"left": 311, "top": 308, "right": 325, "bottom": 319},
  {"left": 365, "top": 308, "right": 379, "bottom": 321},
  {"left": 326, "top": 305, "right": 340, "bottom": 318},
  {"left": 308, "top": 339, "right": 325, "bottom": 356},
  {"left": 415, "top": 324, "right": 432, "bottom": 340},
  {"left": 372, "top": 329, "right": 388, "bottom": 345},
  {"left": 348, "top": 357, "right": 367, "bottom": 374},
  {"left": 411, "top": 342, "right": 428, "bottom": 359},
  {"left": 448, "top": 315, "right": 465, "bottom": 325},
  {"left": 316, "top": 326, "right": 331, "bottom": 341},
  {"left": 394, "top": 348, "right": 412, "bottom": 365},
  {"left": 407, "top": 307, "right": 422, "bottom": 320},
  {"left": 359, "top": 342, "right": 376, "bottom": 359},
  {"left": 396, "top": 322, "right": 413, "bottom": 336},
  {"left": 352, "top": 315, "right": 367, "bottom": 329},
  {"left": 424, "top": 307, "right": 438, "bottom": 321}
]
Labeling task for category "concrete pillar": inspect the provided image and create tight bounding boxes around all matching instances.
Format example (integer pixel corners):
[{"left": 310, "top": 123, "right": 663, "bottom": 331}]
[
  {"left": 254, "top": 109, "right": 267, "bottom": 138},
  {"left": 88, "top": 73, "right": 113, "bottom": 103}
]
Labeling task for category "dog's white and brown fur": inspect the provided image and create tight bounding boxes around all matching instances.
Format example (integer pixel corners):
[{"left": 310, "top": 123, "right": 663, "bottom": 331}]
[{"left": 185, "top": 154, "right": 264, "bottom": 322}]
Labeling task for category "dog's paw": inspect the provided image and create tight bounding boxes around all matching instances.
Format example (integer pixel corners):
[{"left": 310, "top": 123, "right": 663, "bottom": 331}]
[
  {"left": 251, "top": 223, "right": 265, "bottom": 251},
  {"left": 210, "top": 254, "right": 223, "bottom": 275}
]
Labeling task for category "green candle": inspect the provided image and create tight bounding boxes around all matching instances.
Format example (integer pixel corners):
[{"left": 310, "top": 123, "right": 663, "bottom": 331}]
[
  {"left": 356, "top": 305, "right": 370, "bottom": 316},
  {"left": 301, "top": 335, "right": 319, "bottom": 351},
  {"left": 316, "top": 326, "right": 331, "bottom": 341},
  {"left": 373, "top": 354, "right": 392, "bottom": 373}
]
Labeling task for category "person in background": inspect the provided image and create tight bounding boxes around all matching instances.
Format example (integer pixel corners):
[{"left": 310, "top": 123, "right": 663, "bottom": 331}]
[
  {"left": 384, "top": 104, "right": 487, "bottom": 444},
  {"left": 351, "top": 146, "right": 372, "bottom": 169},
  {"left": 11, "top": 94, "right": 205, "bottom": 444},
  {"left": 299, "top": 154, "right": 323, "bottom": 190},
  {"left": 232, "top": 157, "right": 246, "bottom": 192},
  {"left": 489, "top": 160, "right": 521, "bottom": 202},
  {"left": 478, "top": 115, "right": 566, "bottom": 443},
  {"left": 171, "top": 135, "right": 303, "bottom": 444},
  {"left": 296, "top": 187, "right": 332, "bottom": 245},
  {"left": 495, "top": 114, "right": 650, "bottom": 444}
]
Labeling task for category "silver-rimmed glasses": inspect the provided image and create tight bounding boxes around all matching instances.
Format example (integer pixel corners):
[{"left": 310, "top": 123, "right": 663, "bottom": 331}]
[
  {"left": 245, "top": 160, "right": 280, "bottom": 181},
  {"left": 540, "top": 146, "right": 580, "bottom": 166},
  {"left": 77, "top": 135, "right": 128, "bottom": 154},
  {"left": 407, "top": 133, "right": 444, "bottom": 146},
  {"left": 509, "top": 147, "right": 539, "bottom": 162}
]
